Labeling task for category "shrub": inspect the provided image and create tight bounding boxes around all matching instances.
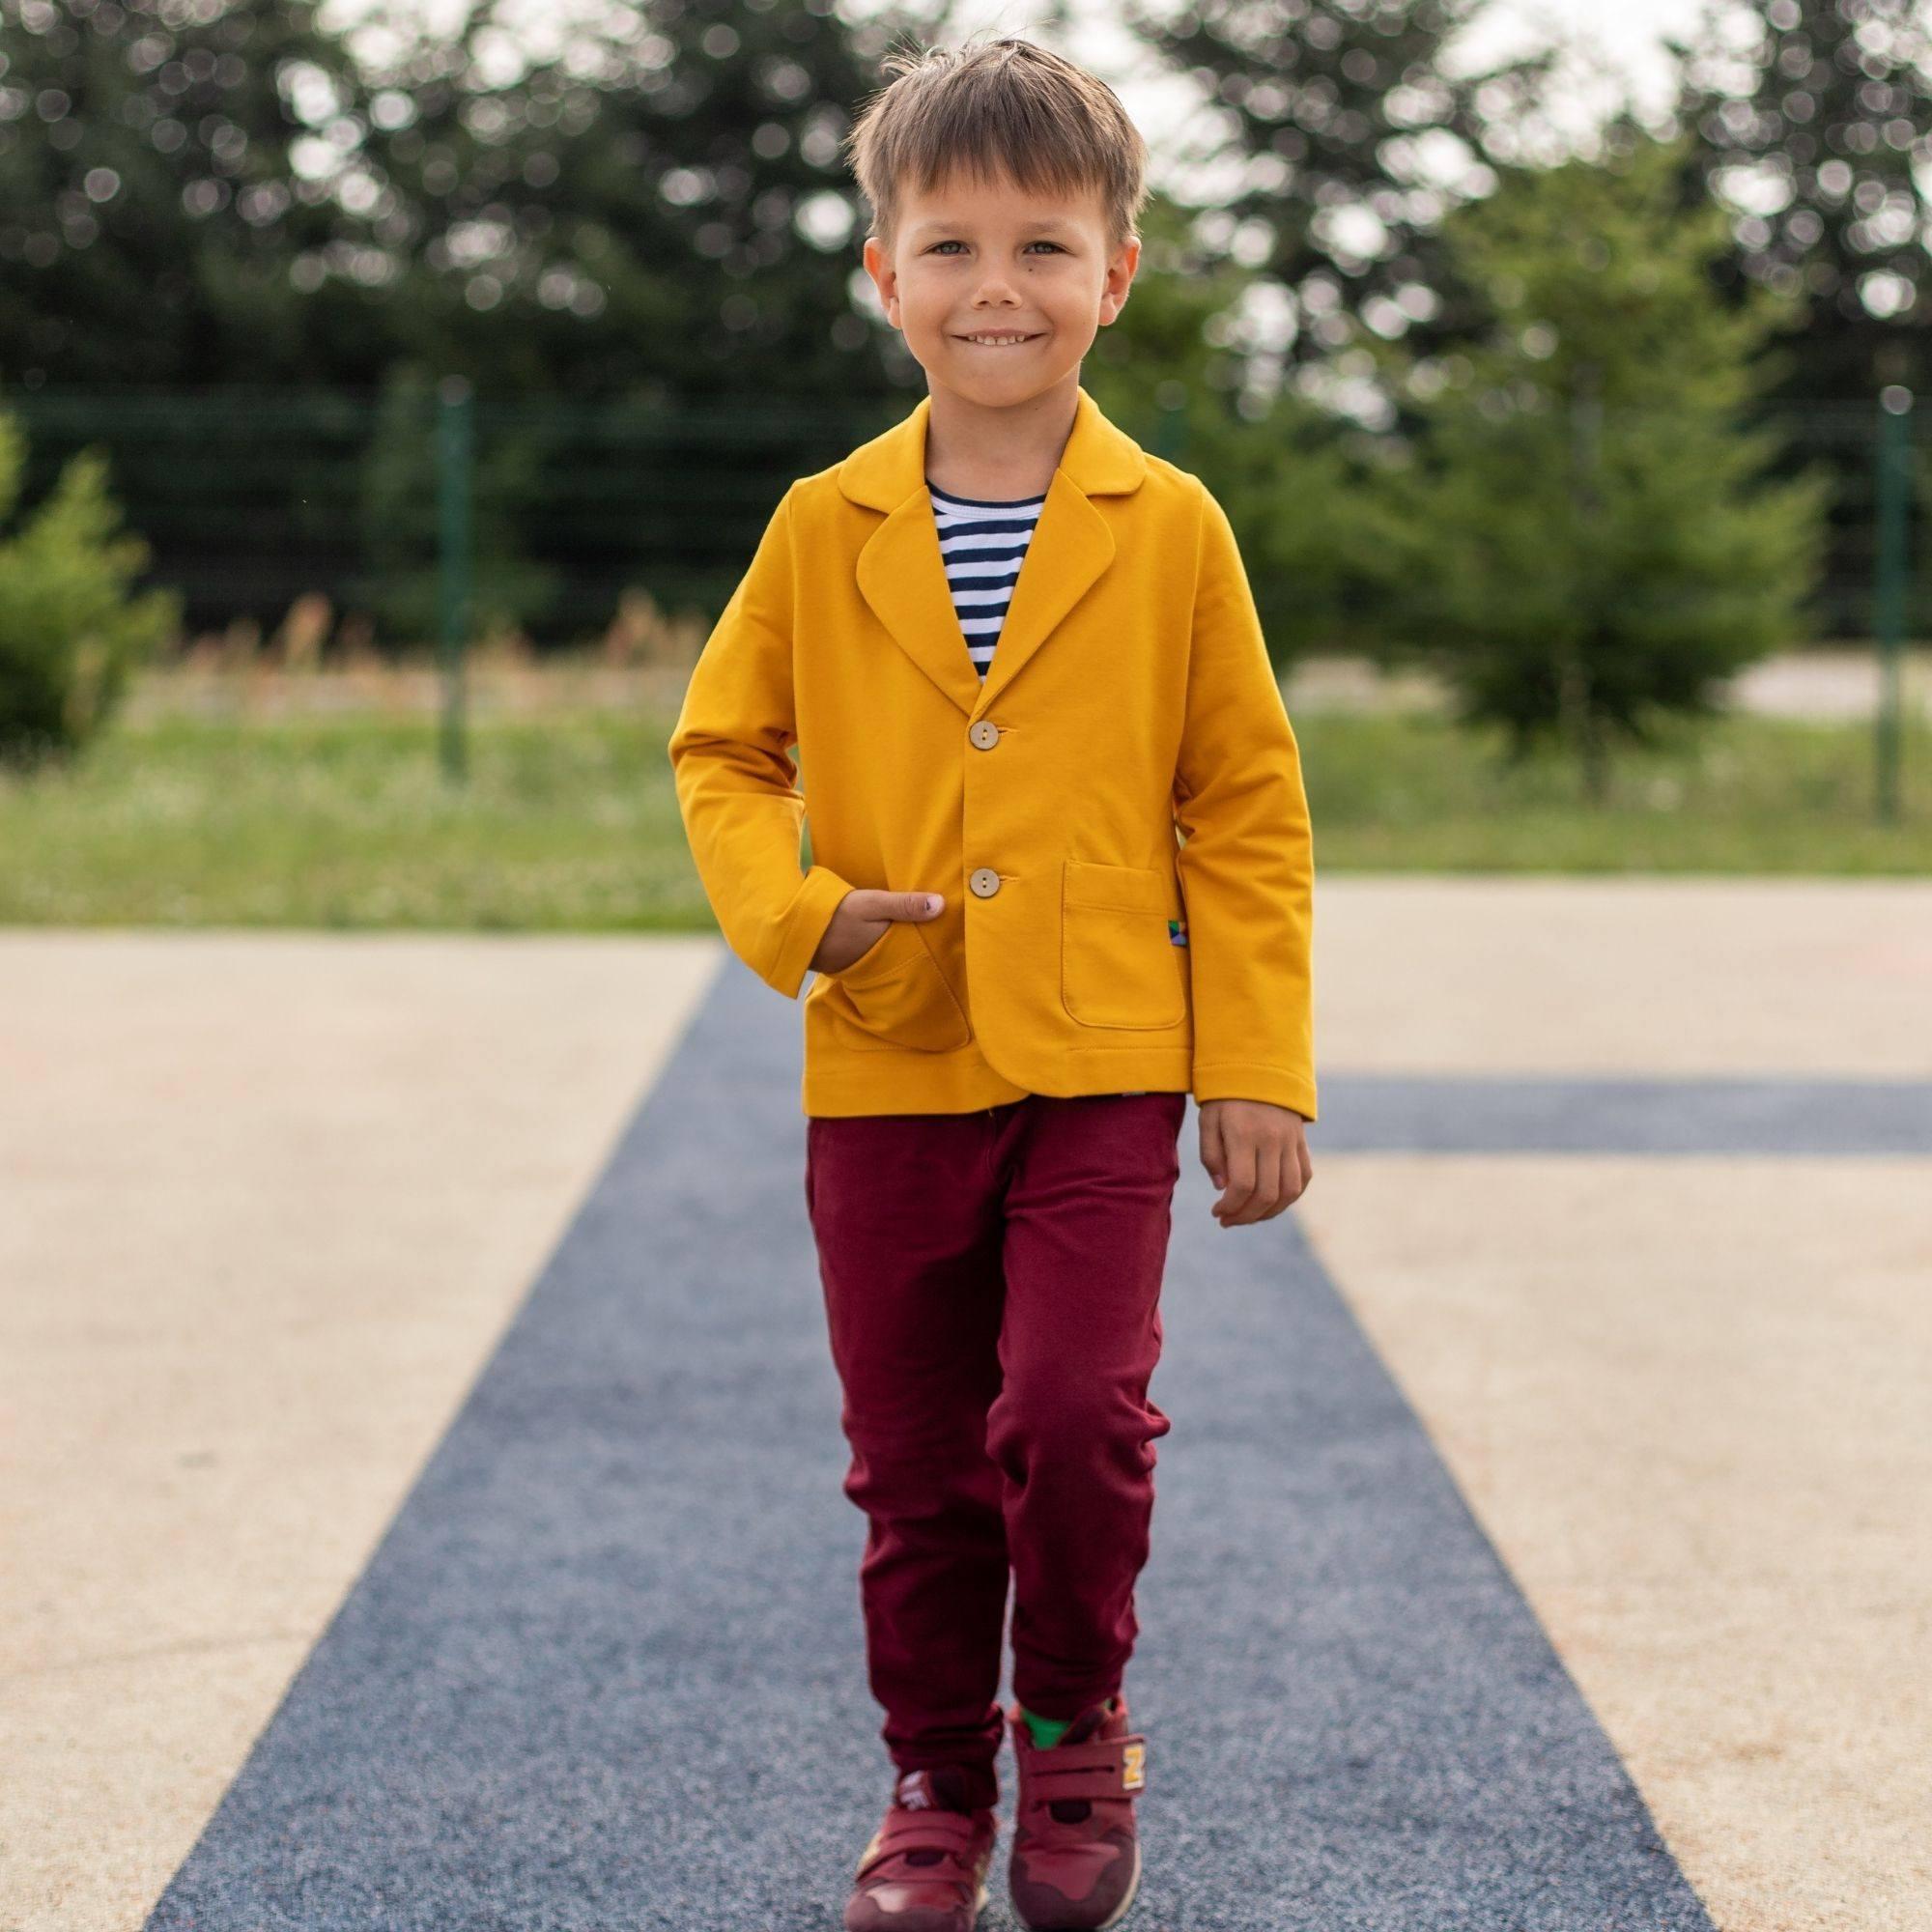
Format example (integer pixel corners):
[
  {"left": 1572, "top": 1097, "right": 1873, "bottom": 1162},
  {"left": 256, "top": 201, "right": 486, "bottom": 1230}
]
[{"left": 0, "top": 402, "right": 180, "bottom": 772}]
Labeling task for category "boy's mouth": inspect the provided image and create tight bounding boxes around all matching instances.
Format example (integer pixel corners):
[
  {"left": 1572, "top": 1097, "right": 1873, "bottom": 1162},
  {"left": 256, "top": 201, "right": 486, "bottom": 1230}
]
[{"left": 954, "top": 331, "right": 1043, "bottom": 348}]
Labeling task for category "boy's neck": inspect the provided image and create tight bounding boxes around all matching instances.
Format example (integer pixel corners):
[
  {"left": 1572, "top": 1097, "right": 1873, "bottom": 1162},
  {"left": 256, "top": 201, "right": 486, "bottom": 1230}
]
[{"left": 922, "top": 370, "right": 1081, "bottom": 502}]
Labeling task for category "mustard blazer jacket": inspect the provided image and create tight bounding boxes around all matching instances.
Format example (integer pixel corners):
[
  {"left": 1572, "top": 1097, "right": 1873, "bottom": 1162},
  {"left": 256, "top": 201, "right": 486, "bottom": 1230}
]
[{"left": 668, "top": 384, "right": 1318, "bottom": 1122}]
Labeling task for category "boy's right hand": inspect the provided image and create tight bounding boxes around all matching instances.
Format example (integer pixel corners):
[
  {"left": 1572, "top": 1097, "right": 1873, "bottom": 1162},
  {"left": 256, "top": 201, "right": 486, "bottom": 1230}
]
[{"left": 810, "top": 888, "right": 946, "bottom": 976}]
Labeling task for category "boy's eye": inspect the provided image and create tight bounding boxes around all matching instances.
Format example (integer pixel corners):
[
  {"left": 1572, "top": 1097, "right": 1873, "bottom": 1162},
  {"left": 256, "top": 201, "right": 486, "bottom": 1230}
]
[{"left": 928, "top": 240, "right": 1064, "bottom": 255}]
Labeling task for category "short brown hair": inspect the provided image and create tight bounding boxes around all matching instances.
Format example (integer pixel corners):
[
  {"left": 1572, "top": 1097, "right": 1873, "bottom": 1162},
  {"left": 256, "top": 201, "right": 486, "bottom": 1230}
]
[{"left": 842, "top": 36, "right": 1150, "bottom": 260}]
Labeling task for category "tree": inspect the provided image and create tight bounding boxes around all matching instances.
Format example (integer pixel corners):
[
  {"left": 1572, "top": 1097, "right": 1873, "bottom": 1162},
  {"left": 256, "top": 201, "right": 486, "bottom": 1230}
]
[
  {"left": 0, "top": 0, "right": 906, "bottom": 402},
  {"left": 1378, "top": 138, "right": 1829, "bottom": 800},
  {"left": 338, "top": 0, "right": 895, "bottom": 402},
  {"left": 1121, "top": 0, "right": 1552, "bottom": 386},
  {"left": 0, "top": 0, "right": 392, "bottom": 386},
  {"left": 1674, "top": 0, "right": 1932, "bottom": 403}
]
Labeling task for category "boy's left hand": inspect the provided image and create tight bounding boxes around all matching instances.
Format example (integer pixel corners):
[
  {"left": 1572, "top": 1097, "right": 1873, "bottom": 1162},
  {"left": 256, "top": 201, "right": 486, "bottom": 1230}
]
[{"left": 1198, "top": 1098, "right": 1313, "bottom": 1226}]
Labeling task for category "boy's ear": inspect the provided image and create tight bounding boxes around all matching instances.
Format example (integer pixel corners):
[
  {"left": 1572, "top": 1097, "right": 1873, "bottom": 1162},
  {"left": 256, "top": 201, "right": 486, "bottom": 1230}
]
[
  {"left": 861, "top": 234, "right": 901, "bottom": 327},
  {"left": 1100, "top": 235, "right": 1141, "bottom": 325}
]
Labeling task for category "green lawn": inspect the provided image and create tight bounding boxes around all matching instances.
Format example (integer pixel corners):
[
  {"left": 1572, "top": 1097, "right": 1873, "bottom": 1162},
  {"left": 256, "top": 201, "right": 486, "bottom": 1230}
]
[{"left": 2, "top": 704, "right": 1928, "bottom": 929}]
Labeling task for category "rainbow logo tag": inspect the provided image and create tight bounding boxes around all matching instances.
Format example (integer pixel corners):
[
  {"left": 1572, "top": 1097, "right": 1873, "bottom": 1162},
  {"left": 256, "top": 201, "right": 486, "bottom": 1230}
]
[{"left": 1168, "top": 919, "right": 1188, "bottom": 948}]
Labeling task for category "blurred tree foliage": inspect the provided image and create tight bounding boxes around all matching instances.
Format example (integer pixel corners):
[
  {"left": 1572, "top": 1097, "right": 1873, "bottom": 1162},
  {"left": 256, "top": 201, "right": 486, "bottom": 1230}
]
[
  {"left": 1674, "top": 0, "right": 1932, "bottom": 403},
  {"left": 9, "top": 0, "right": 1926, "bottom": 419},
  {"left": 0, "top": 0, "right": 898, "bottom": 401},
  {"left": 0, "top": 0, "right": 384, "bottom": 384},
  {"left": 1373, "top": 137, "right": 1829, "bottom": 799},
  {"left": 0, "top": 393, "right": 179, "bottom": 767},
  {"left": 340, "top": 0, "right": 893, "bottom": 400},
  {"left": 1121, "top": 0, "right": 1552, "bottom": 382},
  {"left": 1086, "top": 191, "right": 1406, "bottom": 663},
  {"left": 0, "top": 0, "right": 1882, "bottom": 692}
]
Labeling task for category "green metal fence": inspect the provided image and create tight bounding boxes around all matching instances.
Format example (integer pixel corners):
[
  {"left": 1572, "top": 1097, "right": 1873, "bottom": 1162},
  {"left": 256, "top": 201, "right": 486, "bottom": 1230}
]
[
  {"left": 7, "top": 383, "right": 917, "bottom": 646},
  {"left": 1, "top": 381, "right": 1919, "bottom": 810},
  {"left": 3, "top": 382, "right": 1919, "bottom": 642}
]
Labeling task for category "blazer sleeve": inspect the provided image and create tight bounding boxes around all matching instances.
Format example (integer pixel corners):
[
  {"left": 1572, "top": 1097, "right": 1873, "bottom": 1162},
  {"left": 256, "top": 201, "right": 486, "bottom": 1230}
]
[
  {"left": 667, "top": 482, "right": 855, "bottom": 1000},
  {"left": 1172, "top": 480, "right": 1318, "bottom": 1122}
]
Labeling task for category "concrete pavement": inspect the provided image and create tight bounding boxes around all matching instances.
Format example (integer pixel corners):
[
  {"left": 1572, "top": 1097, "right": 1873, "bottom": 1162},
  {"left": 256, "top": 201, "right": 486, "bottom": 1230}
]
[{"left": 3, "top": 881, "right": 1928, "bottom": 1929}]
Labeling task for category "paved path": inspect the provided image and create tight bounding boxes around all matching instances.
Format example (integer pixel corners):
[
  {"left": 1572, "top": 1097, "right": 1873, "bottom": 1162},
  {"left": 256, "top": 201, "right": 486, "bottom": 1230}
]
[
  {"left": 140, "top": 961, "right": 1724, "bottom": 1932},
  {"left": 5, "top": 882, "right": 1929, "bottom": 1931}
]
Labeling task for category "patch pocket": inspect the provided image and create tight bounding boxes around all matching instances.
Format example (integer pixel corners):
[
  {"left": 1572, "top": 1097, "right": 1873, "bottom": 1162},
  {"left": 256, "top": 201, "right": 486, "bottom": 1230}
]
[
  {"left": 1061, "top": 859, "right": 1187, "bottom": 1031},
  {"left": 825, "top": 919, "right": 973, "bottom": 1053}
]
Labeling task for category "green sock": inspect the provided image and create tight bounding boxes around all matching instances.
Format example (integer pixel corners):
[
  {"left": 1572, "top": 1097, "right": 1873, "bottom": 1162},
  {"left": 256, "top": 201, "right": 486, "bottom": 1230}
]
[{"left": 1020, "top": 1696, "right": 1117, "bottom": 1749}]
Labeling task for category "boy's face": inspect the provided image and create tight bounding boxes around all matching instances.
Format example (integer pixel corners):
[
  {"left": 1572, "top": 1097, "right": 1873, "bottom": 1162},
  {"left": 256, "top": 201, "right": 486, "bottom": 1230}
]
[{"left": 862, "top": 165, "right": 1139, "bottom": 408}]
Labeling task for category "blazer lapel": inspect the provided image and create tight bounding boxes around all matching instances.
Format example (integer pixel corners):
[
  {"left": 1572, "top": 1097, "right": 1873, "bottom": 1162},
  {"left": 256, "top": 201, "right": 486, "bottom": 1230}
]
[
  {"left": 839, "top": 384, "right": 1149, "bottom": 720},
  {"left": 853, "top": 484, "right": 984, "bottom": 719},
  {"left": 974, "top": 473, "right": 1111, "bottom": 718}
]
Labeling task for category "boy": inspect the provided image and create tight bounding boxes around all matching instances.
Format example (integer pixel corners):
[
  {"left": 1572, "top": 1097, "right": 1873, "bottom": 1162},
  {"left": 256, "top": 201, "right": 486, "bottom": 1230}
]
[{"left": 668, "top": 36, "right": 1316, "bottom": 1932}]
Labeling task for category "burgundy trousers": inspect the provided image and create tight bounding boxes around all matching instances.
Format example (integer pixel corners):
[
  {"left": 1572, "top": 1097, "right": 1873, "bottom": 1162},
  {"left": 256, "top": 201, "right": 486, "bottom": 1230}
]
[{"left": 804, "top": 1090, "right": 1188, "bottom": 1800}]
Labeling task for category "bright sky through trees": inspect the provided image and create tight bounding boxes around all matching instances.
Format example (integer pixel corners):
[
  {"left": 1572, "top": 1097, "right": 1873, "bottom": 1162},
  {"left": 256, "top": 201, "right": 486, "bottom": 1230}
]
[{"left": 321, "top": 0, "right": 1707, "bottom": 153}]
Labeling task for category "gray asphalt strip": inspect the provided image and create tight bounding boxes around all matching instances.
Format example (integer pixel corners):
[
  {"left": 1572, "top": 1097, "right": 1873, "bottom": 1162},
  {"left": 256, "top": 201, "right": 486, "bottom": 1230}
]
[
  {"left": 145, "top": 958, "right": 1717, "bottom": 1931},
  {"left": 1313, "top": 1071, "right": 1932, "bottom": 1154}
]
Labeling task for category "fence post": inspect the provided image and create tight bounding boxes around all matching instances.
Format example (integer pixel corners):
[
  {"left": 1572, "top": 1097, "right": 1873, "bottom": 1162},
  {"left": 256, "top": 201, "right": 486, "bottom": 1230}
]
[
  {"left": 437, "top": 375, "right": 474, "bottom": 785},
  {"left": 1874, "top": 384, "right": 1912, "bottom": 824}
]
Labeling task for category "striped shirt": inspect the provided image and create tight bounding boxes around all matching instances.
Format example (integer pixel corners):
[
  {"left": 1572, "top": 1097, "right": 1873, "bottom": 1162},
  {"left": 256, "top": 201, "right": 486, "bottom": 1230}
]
[{"left": 926, "top": 478, "right": 1047, "bottom": 679}]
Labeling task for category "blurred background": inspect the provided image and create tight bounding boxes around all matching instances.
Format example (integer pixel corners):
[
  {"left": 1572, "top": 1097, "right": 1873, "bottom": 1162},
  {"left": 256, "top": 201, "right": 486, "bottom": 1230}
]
[{"left": 4, "top": 0, "right": 1931, "bottom": 916}]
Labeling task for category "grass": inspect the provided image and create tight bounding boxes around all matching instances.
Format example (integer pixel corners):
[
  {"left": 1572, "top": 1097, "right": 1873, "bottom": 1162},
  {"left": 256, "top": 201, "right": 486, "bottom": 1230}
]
[
  {"left": 1299, "top": 707, "right": 1932, "bottom": 870},
  {"left": 2, "top": 696, "right": 1929, "bottom": 930}
]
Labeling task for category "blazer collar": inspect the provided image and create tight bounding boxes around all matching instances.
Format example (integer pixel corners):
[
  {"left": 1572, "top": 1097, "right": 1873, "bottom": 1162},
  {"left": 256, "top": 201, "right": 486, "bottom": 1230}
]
[{"left": 836, "top": 384, "right": 1150, "bottom": 720}]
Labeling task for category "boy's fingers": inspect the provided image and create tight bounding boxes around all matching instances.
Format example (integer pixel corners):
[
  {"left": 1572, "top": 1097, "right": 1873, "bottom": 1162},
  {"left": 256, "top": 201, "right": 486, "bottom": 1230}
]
[
  {"left": 1204, "top": 1114, "right": 1312, "bottom": 1220},
  {"left": 1199, "top": 1113, "right": 1225, "bottom": 1189},
  {"left": 1251, "top": 1143, "right": 1290, "bottom": 1223},
  {"left": 1244, "top": 1144, "right": 1280, "bottom": 1223},
  {"left": 1213, "top": 1142, "right": 1260, "bottom": 1221},
  {"left": 1270, "top": 1139, "right": 1309, "bottom": 1214},
  {"left": 1219, "top": 1135, "right": 1302, "bottom": 1223},
  {"left": 845, "top": 888, "right": 943, "bottom": 921}
]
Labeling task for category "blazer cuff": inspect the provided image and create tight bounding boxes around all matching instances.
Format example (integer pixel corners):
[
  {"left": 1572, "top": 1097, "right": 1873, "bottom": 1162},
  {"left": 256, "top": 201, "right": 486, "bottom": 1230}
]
[
  {"left": 1192, "top": 1061, "right": 1318, "bottom": 1122},
  {"left": 773, "top": 864, "right": 855, "bottom": 1000}
]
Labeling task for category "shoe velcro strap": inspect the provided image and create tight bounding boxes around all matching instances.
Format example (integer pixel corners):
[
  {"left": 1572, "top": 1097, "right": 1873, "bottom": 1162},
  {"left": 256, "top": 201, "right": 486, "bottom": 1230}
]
[
  {"left": 856, "top": 1806, "right": 983, "bottom": 1881},
  {"left": 1019, "top": 1732, "right": 1149, "bottom": 1803}
]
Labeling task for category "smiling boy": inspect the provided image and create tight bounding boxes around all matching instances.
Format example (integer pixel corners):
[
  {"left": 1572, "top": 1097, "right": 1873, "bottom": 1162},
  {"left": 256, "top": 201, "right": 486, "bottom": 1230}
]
[{"left": 668, "top": 36, "right": 1317, "bottom": 1932}]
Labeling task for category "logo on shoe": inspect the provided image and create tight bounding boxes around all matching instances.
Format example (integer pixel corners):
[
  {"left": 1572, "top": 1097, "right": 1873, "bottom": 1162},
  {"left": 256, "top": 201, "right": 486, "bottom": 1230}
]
[
  {"left": 1122, "top": 1743, "right": 1146, "bottom": 1790},
  {"left": 895, "top": 1770, "right": 934, "bottom": 1809}
]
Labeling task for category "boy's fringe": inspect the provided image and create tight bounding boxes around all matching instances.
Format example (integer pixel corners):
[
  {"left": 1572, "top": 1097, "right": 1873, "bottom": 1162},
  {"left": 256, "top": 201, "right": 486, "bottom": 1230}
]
[{"left": 840, "top": 34, "right": 1150, "bottom": 259}]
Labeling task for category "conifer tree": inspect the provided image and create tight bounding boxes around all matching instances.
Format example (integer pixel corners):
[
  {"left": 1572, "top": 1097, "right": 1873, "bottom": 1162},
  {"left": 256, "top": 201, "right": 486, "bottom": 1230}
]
[{"left": 1380, "top": 137, "right": 1828, "bottom": 800}]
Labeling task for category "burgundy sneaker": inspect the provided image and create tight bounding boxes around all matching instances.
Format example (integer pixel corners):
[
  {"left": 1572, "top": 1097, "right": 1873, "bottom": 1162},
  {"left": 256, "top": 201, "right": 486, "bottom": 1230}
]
[
  {"left": 1006, "top": 1694, "right": 1149, "bottom": 1930},
  {"left": 844, "top": 1764, "right": 998, "bottom": 1932}
]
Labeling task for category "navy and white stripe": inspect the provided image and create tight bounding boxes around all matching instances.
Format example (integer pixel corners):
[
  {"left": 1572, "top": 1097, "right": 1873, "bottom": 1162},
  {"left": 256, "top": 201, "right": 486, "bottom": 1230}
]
[{"left": 926, "top": 478, "right": 1046, "bottom": 678}]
